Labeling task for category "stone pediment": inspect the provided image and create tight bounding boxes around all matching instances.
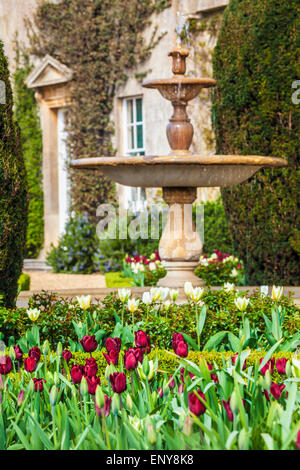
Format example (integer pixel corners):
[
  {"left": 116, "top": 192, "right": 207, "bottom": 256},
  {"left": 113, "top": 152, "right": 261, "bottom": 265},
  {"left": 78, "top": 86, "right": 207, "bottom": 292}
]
[{"left": 26, "top": 55, "right": 73, "bottom": 89}]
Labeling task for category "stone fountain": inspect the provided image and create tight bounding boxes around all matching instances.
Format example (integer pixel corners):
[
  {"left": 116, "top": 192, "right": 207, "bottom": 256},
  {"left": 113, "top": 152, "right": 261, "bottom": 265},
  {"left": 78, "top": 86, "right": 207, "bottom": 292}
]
[{"left": 71, "top": 27, "right": 287, "bottom": 287}]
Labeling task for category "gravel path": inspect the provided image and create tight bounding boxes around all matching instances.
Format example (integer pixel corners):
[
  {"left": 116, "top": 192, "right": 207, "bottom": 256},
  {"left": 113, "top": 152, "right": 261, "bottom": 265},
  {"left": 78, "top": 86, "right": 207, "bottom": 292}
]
[{"left": 24, "top": 271, "right": 106, "bottom": 291}]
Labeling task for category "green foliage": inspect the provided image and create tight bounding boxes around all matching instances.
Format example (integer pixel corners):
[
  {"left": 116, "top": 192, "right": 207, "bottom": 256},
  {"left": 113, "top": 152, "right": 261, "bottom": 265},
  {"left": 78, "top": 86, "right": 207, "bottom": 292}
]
[
  {"left": 27, "top": 0, "right": 171, "bottom": 222},
  {"left": 18, "top": 274, "right": 31, "bottom": 292},
  {"left": 212, "top": 0, "right": 300, "bottom": 285},
  {"left": 0, "top": 41, "right": 28, "bottom": 308},
  {"left": 200, "top": 198, "right": 234, "bottom": 255},
  {"left": 105, "top": 272, "right": 132, "bottom": 288},
  {"left": 13, "top": 47, "right": 44, "bottom": 258},
  {"left": 46, "top": 213, "right": 99, "bottom": 273}
]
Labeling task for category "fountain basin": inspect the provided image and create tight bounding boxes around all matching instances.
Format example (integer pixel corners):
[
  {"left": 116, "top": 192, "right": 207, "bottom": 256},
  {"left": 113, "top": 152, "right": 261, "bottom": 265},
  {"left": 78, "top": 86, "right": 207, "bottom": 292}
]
[
  {"left": 71, "top": 154, "right": 287, "bottom": 188},
  {"left": 142, "top": 77, "right": 216, "bottom": 102}
]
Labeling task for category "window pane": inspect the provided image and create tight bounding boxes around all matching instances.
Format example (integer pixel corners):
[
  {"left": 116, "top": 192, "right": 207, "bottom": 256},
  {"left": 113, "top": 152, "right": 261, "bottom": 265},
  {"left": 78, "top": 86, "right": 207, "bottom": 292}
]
[
  {"left": 127, "top": 126, "right": 134, "bottom": 150},
  {"left": 136, "top": 124, "right": 143, "bottom": 149},
  {"left": 136, "top": 98, "right": 143, "bottom": 122},
  {"left": 127, "top": 100, "right": 133, "bottom": 124}
]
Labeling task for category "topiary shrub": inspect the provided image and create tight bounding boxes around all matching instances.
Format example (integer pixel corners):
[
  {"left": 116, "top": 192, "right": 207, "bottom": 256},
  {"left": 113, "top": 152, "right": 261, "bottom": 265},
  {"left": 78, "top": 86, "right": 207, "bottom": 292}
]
[
  {"left": 0, "top": 41, "right": 28, "bottom": 308},
  {"left": 13, "top": 48, "right": 44, "bottom": 259},
  {"left": 17, "top": 273, "right": 31, "bottom": 292},
  {"left": 212, "top": 0, "right": 300, "bottom": 285}
]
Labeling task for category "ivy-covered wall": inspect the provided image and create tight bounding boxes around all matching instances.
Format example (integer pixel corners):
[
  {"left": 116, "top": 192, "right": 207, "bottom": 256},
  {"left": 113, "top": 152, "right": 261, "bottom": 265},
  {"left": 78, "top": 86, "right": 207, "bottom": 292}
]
[
  {"left": 13, "top": 48, "right": 44, "bottom": 259},
  {"left": 26, "top": 0, "right": 171, "bottom": 223}
]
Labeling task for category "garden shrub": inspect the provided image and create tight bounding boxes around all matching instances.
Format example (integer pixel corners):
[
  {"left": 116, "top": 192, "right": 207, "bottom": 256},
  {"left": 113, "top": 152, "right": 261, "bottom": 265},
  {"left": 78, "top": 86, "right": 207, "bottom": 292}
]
[
  {"left": 13, "top": 48, "right": 44, "bottom": 258},
  {"left": 194, "top": 249, "right": 245, "bottom": 286},
  {"left": 0, "top": 40, "right": 28, "bottom": 308},
  {"left": 105, "top": 272, "right": 132, "bottom": 288},
  {"left": 212, "top": 0, "right": 300, "bottom": 285},
  {"left": 46, "top": 213, "right": 100, "bottom": 273},
  {"left": 17, "top": 273, "right": 31, "bottom": 292}
]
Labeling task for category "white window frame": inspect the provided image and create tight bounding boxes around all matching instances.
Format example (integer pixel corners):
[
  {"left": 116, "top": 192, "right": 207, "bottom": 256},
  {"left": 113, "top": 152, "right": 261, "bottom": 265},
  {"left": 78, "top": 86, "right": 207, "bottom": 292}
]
[{"left": 123, "top": 96, "right": 145, "bottom": 156}]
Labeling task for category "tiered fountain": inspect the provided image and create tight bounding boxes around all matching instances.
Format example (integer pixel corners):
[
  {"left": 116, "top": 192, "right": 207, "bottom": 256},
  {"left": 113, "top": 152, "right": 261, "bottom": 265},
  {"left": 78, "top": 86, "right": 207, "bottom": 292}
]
[{"left": 72, "top": 23, "right": 287, "bottom": 287}]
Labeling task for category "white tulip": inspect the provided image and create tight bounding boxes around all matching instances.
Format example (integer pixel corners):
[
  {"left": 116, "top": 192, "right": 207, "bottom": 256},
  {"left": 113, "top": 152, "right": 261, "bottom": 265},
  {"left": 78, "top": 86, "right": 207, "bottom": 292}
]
[
  {"left": 148, "top": 262, "right": 157, "bottom": 272},
  {"left": 231, "top": 268, "right": 238, "bottom": 277},
  {"left": 223, "top": 282, "right": 235, "bottom": 293},
  {"left": 169, "top": 289, "right": 179, "bottom": 302},
  {"left": 234, "top": 296, "right": 250, "bottom": 312},
  {"left": 150, "top": 287, "right": 161, "bottom": 302},
  {"left": 271, "top": 286, "right": 283, "bottom": 301},
  {"left": 127, "top": 298, "right": 139, "bottom": 313},
  {"left": 184, "top": 281, "right": 193, "bottom": 298},
  {"left": 26, "top": 308, "right": 41, "bottom": 322},
  {"left": 142, "top": 292, "right": 153, "bottom": 305},
  {"left": 164, "top": 300, "right": 172, "bottom": 311},
  {"left": 118, "top": 288, "right": 131, "bottom": 303},
  {"left": 190, "top": 287, "right": 204, "bottom": 303},
  {"left": 76, "top": 295, "right": 91, "bottom": 310},
  {"left": 160, "top": 287, "right": 169, "bottom": 301}
]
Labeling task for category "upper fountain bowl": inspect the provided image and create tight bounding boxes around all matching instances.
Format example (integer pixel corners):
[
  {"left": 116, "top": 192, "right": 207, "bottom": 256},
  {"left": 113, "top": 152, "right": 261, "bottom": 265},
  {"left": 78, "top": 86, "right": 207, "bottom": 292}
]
[{"left": 143, "top": 76, "right": 216, "bottom": 103}]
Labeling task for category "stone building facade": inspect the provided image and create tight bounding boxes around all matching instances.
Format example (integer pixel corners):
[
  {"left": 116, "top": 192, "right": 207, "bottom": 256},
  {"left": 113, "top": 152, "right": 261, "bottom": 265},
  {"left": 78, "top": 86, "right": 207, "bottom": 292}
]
[{"left": 0, "top": 0, "right": 229, "bottom": 261}]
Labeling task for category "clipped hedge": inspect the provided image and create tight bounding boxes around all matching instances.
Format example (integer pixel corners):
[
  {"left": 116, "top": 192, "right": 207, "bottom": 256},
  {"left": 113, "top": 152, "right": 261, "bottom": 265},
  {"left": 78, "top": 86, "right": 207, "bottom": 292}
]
[
  {"left": 17, "top": 274, "right": 31, "bottom": 292},
  {"left": 13, "top": 50, "right": 44, "bottom": 259},
  {"left": 0, "top": 41, "right": 28, "bottom": 308},
  {"left": 212, "top": 0, "right": 300, "bottom": 285}
]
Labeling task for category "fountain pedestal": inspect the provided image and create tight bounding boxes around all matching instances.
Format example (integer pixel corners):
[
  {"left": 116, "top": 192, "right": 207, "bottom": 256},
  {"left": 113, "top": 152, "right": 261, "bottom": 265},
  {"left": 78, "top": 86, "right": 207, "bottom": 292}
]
[{"left": 158, "top": 187, "right": 203, "bottom": 287}]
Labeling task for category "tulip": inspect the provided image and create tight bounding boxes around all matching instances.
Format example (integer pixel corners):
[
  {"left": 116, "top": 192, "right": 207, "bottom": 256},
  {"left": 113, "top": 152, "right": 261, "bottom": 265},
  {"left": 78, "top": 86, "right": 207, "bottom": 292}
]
[
  {"left": 135, "top": 331, "right": 151, "bottom": 354},
  {"left": 148, "top": 262, "right": 156, "bottom": 272},
  {"left": 0, "top": 356, "right": 12, "bottom": 375},
  {"left": 271, "top": 286, "right": 283, "bottom": 301},
  {"left": 207, "top": 363, "right": 219, "bottom": 384},
  {"left": 84, "top": 357, "right": 98, "bottom": 378},
  {"left": 184, "top": 281, "right": 193, "bottom": 298},
  {"left": 109, "top": 372, "right": 127, "bottom": 394},
  {"left": 163, "top": 300, "right": 172, "bottom": 312},
  {"left": 222, "top": 398, "right": 234, "bottom": 422},
  {"left": 169, "top": 289, "right": 179, "bottom": 302},
  {"left": 124, "top": 348, "right": 140, "bottom": 370},
  {"left": 178, "top": 383, "right": 184, "bottom": 395},
  {"left": 95, "top": 394, "right": 111, "bottom": 417},
  {"left": 231, "top": 353, "right": 246, "bottom": 371},
  {"left": 76, "top": 295, "right": 91, "bottom": 310},
  {"left": 71, "top": 364, "right": 83, "bottom": 384},
  {"left": 17, "top": 390, "right": 25, "bottom": 406},
  {"left": 188, "top": 390, "right": 206, "bottom": 416},
  {"left": 160, "top": 288, "right": 169, "bottom": 301},
  {"left": 270, "top": 383, "right": 285, "bottom": 400},
  {"left": 142, "top": 291, "right": 153, "bottom": 305},
  {"left": 291, "top": 356, "right": 300, "bottom": 378},
  {"left": 105, "top": 337, "right": 121, "bottom": 353},
  {"left": 231, "top": 268, "right": 238, "bottom": 277},
  {"left": 137, "top": 360, "right": 155, "bottom": 381},
  {"left": 80, "top": 335, "right": 98, "bottom": 353},
  {"left": 24, "top": 357, "right": 37, "bottom": 373},
  {"left": 223, "top": 282, "right": 235, "bottom": 293},
  {"left": 26, "top": 308, "right": 40, "bottom": 321},
  {"left": 28, "top": 346, "right": 41, "bottom": 362},
  {"left": 127, "top": 298, "right": 139, "bottom": 313},
  {"left": 103, "top": 350, "right": 119, "bottom": 366},
  {"left": 260, "top": 357, "right": 275, "bottom": 376},
  {"left": 61, "top": 350, "right": 72, "bottom": 364},
  {"left": 147, "top": 422, "right": 157, "bottom": 445},
  {"left": 118, "top": 288, "right": 131, "bottom": 303},
  {"left": 126, "top": 393, "right": 133, "bottom": 410},
  {"left": 157, "top": 387, "right": 163, "bottom": 398},
  {"left": 150, "top": 287, "right": 162, "bottom": 302},
  {"left": 190, "top": 287, "right": 204, "bottom": 303},
  {"left": 80, "top": 376, "right": 88, "bottom": 396},
  {"left": 14, "top": 345, "right": 23, "bottom": 361},
  {"left": 172, "top": 333, "right": 188, "bottom": 358},
  {"left": 49, "top": 386, "right": 58, "bottom": 406},
  {"left": 33, "top": 378, "right": 46, "bottom": 392},
  {"left": 42, "top": 340, "right": 50, "bottom": 356},
  {"left": 86, "top": 376, "right": 101, "bottom": 395},
  {"left": 168, "top": 375, "right": 175, "bottom": 390},
  {"left": 276, "top": 358, "right": 287, "bottom": 375},
  {"left": 234, "top": 296, "right": 250, "bottom": 312}
]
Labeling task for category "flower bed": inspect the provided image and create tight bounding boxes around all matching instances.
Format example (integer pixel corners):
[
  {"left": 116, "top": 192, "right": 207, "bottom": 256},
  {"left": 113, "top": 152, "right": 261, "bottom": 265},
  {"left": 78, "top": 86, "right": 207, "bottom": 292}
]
[
  {"left": 194, "top": 250, "right": 245, "bottom": 286},
  {"left": 122, "top": 251, "right": 167, "bottom": 286}
]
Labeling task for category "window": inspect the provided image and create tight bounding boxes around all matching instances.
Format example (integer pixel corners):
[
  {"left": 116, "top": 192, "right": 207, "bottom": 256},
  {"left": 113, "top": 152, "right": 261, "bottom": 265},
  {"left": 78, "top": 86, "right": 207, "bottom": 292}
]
[
  {"left": 122, "top": 97, "right": 146, "bottom": 212},
  {"left": 124, "top": 97, "right": 145, "bottom": 156}
]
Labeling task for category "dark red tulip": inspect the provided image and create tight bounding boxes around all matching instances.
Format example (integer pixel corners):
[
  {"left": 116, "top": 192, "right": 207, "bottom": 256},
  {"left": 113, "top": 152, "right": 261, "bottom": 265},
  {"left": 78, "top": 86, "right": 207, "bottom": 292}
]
[
  {"left": 207, "top": 363, "right": 219, "bottom": 384},
  {"left": 95, "top": 395, "right": 111, "bottom": 417},
  {"left": 86, "top": 376, "right": 101, "bottom": 395},
  {"left": 296, "top": 430, "right": 300, "bottom": 450},
  {"left": 168, "top": 375, "right": 175, "bottom": 390},
  {"left": 103, "top": 350, "right": 119, "bottom": 366},
  {"left": 28, "top": 347, "right": 41, "bottom": 362},
  {"left": 276, "top": 358, "right": 287, "bottom": 375},
  {"left": 105, "top": 337, "right": 121, "bottom": 353},
  {"left": 135, "top": 331, "right": 151, "bottom": 354},
  {"left": 0, "top": 356, "right": 12, "bottom": 375},
  {"left": 80, "top": 335, "right": 98, "bottom": 353},
  {"left": 61, "top": 350, "right": 72, "bottom": 364},
  {"left": 172, "top": 333, "right": 184, "bottom": 351},
  {"left": 24, "top": 356, "right": 37, "bottom": 373},
  {"left": 14, "top": 345, "right": 23, "bottom": 361},
  {"left": 84, "top": 357, "right": 98, "bottom": 378},
  {"left": 172, "top": 333, "right": 188, "bottom": 358},
  {"left": 71, "top": 364, "right": 84, "bottom": 384},
  {"left": 180, "top": 367, "right": 195, "bottom": 383},
  {"left": 33, "top": 378, "right": 46, "bottom": 392},
  {"left": 222, "top": 398, "right": 234, "bottom": 422},
  {"left": 260, "top": 357, "right": 275, "bottom": 376},
  {"left": 109, "top": 372, "right": 127, "bottom": 394},
  {"left": 188, "top": 390, "right": 206, "bottom": 416},
  {"left": 124, "top": 349, "right": 138, "bottom": 370},
  {"left": 264, "top": 382, "right": 286, "bottom": 402}
]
